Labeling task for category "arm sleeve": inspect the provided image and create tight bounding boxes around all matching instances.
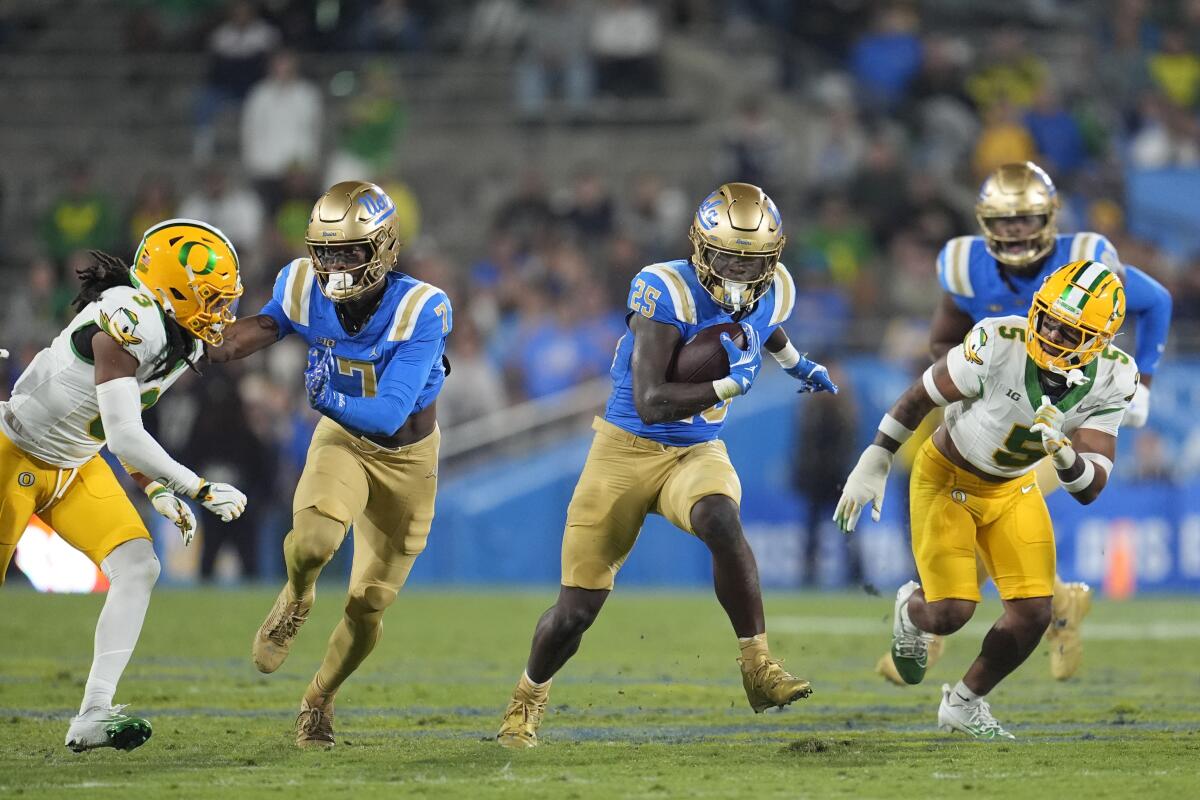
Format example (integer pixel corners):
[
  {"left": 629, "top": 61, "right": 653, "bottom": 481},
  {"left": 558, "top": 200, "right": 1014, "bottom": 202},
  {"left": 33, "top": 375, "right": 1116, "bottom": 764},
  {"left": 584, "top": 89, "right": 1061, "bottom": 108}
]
[
  {"left": 1121, "top": 264, "right": 1172, "bottom": 375},
  {"left": 258, "top": 265, "right": 296, "bottom": 339},
  {"left": 97, "top": 377, "right": 202, "bottom": 497},
  {"left": 943, "top": 320, "right": 994, "bottom": 399}
]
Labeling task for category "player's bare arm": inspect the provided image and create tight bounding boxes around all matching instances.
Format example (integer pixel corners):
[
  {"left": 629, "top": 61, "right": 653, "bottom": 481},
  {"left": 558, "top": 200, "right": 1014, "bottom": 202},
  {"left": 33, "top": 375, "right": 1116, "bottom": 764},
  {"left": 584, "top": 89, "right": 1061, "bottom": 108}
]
[
  {"left": 929, "top": 293, "right": 974, "bottom": 361},
  {"left": 873, "top": 358, "right": 965, "bottom": 452},
  {"left": 206, "top": 314, "right": 280, "bottom": 362},
  {"left": 93, "top": 329, "right": 139, "bottom": 382},
  {"left": 629, "top": 314, "right": 725, "bottom": 425}
]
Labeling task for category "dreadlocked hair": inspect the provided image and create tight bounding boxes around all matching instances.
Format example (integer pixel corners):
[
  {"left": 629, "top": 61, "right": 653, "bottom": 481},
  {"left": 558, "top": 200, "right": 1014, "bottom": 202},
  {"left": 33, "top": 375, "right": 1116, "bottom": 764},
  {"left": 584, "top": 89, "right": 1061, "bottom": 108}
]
[{"left": 72, "top": 249, "right": 202, "bottom": 382}]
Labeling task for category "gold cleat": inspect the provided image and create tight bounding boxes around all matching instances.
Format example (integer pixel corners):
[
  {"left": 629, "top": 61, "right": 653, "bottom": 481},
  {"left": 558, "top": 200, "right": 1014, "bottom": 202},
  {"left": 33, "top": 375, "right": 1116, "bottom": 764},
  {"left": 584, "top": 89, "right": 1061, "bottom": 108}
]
[
  {"left": 253, "top": 585, "right": 312, "bottom": 674},
  {"left": 496, "top": 682, "right": 549, "bottom": 749},
  {"left": 295, "top": 698, "right": 335, "bottom": 749},
  {"left": 877, "top": 634, "right": 945, "bottom": 686},
  {"left": 1046, "top": 580, "right": 1092, "bottom": 680},
  {"left": 739, "top": 653, "right": 812, "bottom": 713}
]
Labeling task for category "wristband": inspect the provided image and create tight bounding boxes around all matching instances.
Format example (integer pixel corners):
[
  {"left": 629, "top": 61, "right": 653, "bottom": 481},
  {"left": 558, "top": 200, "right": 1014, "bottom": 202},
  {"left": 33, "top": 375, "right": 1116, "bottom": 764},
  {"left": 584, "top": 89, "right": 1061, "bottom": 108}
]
[
  {"left": 713, "top": 377, "right": 741, "bottom": 401},
  {"left": 922, "top": 366, "right": 949, "bottom": 406},
  {"left": 1059, "top": 456, "right": 1095, "bottom": 493},
  {"left": 1080, "top": 451, "right": 1113, "bottom": 479},
  {"left": 144, "top": 480, "right": 170, "bottom": 500},
  {"left": 878, "top": 414, "right": 915, "bottom": 445},
  {"left": 770, "top": 342, "right": 801, "bottom": 370}
]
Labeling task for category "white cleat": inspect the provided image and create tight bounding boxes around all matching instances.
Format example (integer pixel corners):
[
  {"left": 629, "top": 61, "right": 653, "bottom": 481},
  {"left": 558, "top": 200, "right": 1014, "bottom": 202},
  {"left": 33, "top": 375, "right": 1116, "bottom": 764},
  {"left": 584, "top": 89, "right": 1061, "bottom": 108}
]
[
  {"left": 65, "top": 704, "right": 153, "bottom": 752},
  {"left": 937, "top": 684, "right": 1015, "bottom": 740}
]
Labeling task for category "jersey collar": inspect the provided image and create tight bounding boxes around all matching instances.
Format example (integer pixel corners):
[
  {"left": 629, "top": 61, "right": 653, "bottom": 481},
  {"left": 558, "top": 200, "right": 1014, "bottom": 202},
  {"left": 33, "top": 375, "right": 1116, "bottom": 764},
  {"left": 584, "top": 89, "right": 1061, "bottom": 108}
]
[{"left": 1023, "top": 355, "right": 1097, "bottom": 413}]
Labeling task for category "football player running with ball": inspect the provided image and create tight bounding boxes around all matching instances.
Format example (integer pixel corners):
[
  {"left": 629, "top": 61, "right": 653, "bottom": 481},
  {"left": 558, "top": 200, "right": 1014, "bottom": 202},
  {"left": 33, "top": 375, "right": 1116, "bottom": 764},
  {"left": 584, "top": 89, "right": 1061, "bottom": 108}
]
[
  {"left": 836, "top": 260, "right": 1137, "bottom": 739},
  {"left": 0, "top": 220, "right": 247, "bottom": 752},
  {"left": 872, "top": 161, "right": 1172, "bottom": 685},
  {"left": 496, "top": 183, "right": 837, "bottom": 749},
  {"left": 210, "top": 181, "right": 451, "bottom": 749}
]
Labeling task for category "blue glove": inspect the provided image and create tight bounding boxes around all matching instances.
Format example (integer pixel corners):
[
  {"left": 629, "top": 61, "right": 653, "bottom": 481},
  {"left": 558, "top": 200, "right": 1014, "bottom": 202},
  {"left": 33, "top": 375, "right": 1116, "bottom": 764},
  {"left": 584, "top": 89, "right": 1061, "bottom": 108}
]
[
  {"left": 786, "top": 355, "right": 838, "bottom": 394},
  {"left": 305, "top": 347, "right": 346, "bottom": 415},
  {"left": 720, "top": 322, "right": 762, "bottom": 396}
]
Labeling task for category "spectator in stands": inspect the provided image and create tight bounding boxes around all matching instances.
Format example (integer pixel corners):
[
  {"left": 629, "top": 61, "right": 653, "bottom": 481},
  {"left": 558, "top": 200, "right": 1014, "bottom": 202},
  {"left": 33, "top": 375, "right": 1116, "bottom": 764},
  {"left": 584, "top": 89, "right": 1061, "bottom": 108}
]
[
  {"left": 803, "top": 75, "right": 868, "bottom": 190},
  {"left": 124, "top": 173, "right": 177, "bottom": 249},
  {"left": 1129, "top": 91, "right": 1200, "bottom": 169},
  {"left": 790, "top": 363, "right": 861, "bottom": 587},
  {"left": 353, "top": 0, "right": 426, "bottom": 52},
  {"left": 439, "top": 316, "right": 509, "bottom": 428},
  {"left": 494, "top": 167, "right": 557, "bottom": 251},
  {"left": 848, "top": 3, "right": 923, "bottom": 113},
  {"left": 617, "top": 171, "right": 687, "bottom": 263},
  {"left": 1147, "top": 29, "right": 1200, "bottom": 109},
  {"left": 1023, "top": 83, "right": 1088, "bottom": 180},
  {"left": 177, "top": 164, "right": 266, "bottom": 268},
  {"left": 560, "top": 167, "right": 615, "bottom": 243},
  {"left": 797, "top": 193, "right": 875, "bottom": 288},
  {"left": 0, "top": 256, "right": 70, "bottom": 368},
  {"left": 263, "top": 167, "right": 318, "bottom": 269},
  {"left": 325, "top": 60, "right": 408, "bottom": 185},
  {"left": 39, "top": 161, "right": 119, "bottom": 268},
  {"left": 590, "top": 0, "right": 663, "bottom": 98},
  {"left": 971, "top": 101, "right": 1037, "bottom": 180},
  {"left": 716, "top": 97, "right": 789, "bottom": 198},
  {"left": 848, "top": 127, "right": 909, "bottom": 245},
  {"left": 193, "top": 0, "right": 280, "bottom": 162},
  {"left": 905, "top": 35, "right": 978, "bottom": 177},
  {"left": 965, "top": 27, "right": 1046, "bottom": 111},
  {"left": 515, "top": 0, "right": 595, "bottom": 119},
  {"left": 240, "top": 50, "right": 323, "bottom": 213}
]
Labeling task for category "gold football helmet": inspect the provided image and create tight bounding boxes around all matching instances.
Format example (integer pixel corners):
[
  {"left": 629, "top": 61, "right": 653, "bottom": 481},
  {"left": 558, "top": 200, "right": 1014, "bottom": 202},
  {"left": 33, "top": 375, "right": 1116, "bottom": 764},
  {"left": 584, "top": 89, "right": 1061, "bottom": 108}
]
[
  {"left": 688, "top": 182, "right": 785, "bottom": 312},
  {"left": 132, "top": 218, "right": 242, "bottom": 346},
  {"left": 976, "top": 161, "right": 1060, "bottom": 270},
  {"left": 306, "top": 180, "right": 403, "bottom": 302},
  {"left": 1027, "top": 259, "right": 1125, "bottom": 374}
]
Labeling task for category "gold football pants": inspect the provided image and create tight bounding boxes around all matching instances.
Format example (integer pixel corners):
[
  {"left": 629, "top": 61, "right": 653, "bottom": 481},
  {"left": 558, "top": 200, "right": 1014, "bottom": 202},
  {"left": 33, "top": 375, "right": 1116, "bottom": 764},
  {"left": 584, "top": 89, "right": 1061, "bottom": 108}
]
[
  {"left": 1, "top": 428, "right": 148, "bottom": 585},
  {"left": 287, "top": 417, "right": 439, "bottom": 701},
  {"left": 561, "top": 417, "right": 742, "bottom": 590},
  {"left": 909, "top": 438, "right": 1054, "bottom": 602}
]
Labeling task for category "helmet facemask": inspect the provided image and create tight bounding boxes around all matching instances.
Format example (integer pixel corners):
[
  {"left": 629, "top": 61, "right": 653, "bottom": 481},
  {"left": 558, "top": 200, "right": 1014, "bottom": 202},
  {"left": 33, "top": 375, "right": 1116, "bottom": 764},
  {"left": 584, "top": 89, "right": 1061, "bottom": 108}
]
[
  {"left": 978, "top": 212, "right": 1056, "bottom": 273},
  {"left": 309, "top": 240, "right": 388, "bottom": 302},
  {"left": 689, "top": 236, "right": 780, "bottom": 312},
  {"left": 976, "top": 162, "right": 1060, "bottom": 273}
]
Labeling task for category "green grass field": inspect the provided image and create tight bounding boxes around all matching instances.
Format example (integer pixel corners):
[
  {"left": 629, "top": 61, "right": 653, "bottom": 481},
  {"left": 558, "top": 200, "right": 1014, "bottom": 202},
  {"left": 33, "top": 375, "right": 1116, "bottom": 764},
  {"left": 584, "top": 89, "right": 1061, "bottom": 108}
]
[{"left": 1, "top": 588, "right": 1198, "bottom": 799}]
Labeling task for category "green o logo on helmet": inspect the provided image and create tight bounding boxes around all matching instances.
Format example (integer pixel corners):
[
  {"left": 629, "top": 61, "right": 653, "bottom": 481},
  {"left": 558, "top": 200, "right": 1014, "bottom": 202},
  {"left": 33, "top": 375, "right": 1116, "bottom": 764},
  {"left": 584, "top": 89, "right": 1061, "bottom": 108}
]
[{"left": 178, "top": 241, "right": 217, "bottom": 275}]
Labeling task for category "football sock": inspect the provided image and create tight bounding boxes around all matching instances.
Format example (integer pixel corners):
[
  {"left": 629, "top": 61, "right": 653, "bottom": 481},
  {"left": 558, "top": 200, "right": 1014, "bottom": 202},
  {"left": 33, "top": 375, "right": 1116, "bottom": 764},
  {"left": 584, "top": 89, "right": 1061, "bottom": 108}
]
[
  {"left": 952, "top": 680, "right": 983, "bottom": 704},
  {"left": 520, "top": 671, "right": 551, "bottom": 695},
  {"left": 80, "top": 539, "right": 160, "bottom": 714},
  {"left": 738, "top": 633, "right": 769, "bottom": 664}
]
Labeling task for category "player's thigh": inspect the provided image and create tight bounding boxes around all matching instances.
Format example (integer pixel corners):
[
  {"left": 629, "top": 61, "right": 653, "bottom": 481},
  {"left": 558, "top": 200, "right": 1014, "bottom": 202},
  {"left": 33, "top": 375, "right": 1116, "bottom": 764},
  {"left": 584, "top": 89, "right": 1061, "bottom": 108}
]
[
  {"left": 0, "top": 435, "right": 50, "bottom": 581},
  {"left": 358, "top": 428, "right": 440, "bottom": 560},
  {"left": 561, "top": 432, "right": 669, "bottom": 590},
  {"left": 41, "top": 457, "right": 148, "bottom": 567},
  {"left": 978, "top": 480, "right": 1055, "bottom": 600},
  {"left": 909, "top": 446, "right": 981, "bottom": 603},
  {"left": 656, "top": 440, "right": 741, "bottom": 535},
  {"left": 293, "top": 420, "right": 370, "bottom": 526}
]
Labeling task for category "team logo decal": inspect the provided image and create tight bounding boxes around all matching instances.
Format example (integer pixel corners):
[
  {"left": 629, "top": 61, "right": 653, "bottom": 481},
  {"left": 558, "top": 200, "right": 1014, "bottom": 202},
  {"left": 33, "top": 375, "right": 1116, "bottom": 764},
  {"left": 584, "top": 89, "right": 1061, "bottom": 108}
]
[
  {"left": 963, "top": 327, "right": 987, "bottom": 366},
  {"left": 18, "top": 472, "right": 35, "bottom": 487},
  {"left": 697, "top": 193, "right": 723, "bottom": 231},
  {"left": 98, "top": 308, "right": 142, "bottom": 346},
  {"left": 951, "top": 489, "right": 967, "bottom": 504}
]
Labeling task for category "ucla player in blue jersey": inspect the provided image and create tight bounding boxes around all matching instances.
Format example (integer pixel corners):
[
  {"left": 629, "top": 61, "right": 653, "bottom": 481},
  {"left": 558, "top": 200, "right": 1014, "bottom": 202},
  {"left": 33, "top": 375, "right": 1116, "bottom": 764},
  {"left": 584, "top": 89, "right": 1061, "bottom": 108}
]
[
  {"left": 874, "top": 161, "right": 1173, "bottom": 685},
  {"left": 208, "top": 181, "right": 451, "bottom": 748},
  {"left": 496, "top": 183, "right": 838, "bottom": 748}
]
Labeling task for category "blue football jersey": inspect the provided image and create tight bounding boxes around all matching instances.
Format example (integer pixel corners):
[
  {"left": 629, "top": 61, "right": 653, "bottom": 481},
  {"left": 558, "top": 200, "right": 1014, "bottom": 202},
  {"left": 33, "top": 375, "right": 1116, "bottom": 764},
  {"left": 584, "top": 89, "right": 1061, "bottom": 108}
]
[
  {"left": 260, "top": 258, "right": 452, "bottom": 436},
  {"left": 604, "top": 259, "right": 796, "bottom": 447},
  {"left": 937, "top": 232, "right": 1119, "bottom": 321}
]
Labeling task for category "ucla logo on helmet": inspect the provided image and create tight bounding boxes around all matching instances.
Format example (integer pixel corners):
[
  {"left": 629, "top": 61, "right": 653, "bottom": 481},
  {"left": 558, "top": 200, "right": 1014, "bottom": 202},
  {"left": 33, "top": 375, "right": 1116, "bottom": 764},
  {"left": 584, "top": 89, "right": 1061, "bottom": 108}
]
[{"left": 697, "top": 193, "right": 723, "bottom": 230}]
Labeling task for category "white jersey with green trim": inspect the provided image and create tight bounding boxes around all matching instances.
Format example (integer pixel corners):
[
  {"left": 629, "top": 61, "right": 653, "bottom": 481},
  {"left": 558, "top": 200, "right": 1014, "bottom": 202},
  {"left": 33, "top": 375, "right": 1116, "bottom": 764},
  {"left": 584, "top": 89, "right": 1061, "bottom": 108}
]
[
  {"left": 0, "top": 285, "right": 199, "bottom": 468},
  {"left": 942, "top": 315, "right": 1139, "bottom": 479}
]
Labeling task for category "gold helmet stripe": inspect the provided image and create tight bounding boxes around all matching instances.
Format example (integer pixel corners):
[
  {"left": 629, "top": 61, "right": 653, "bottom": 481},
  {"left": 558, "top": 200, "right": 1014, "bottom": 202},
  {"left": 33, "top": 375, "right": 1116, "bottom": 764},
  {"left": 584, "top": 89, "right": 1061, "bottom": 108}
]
[
  {"left": 389, "top": 282, "right": 438, "bottom": 341},
  {"left": 645, "top": 264, "right": 696, "bottom": 324},
  {"left": 769, "top": 263, "right": 795, "bottom": 326},
  {"left": 282, "top": 258, "right": 315, "bottom": 326}
]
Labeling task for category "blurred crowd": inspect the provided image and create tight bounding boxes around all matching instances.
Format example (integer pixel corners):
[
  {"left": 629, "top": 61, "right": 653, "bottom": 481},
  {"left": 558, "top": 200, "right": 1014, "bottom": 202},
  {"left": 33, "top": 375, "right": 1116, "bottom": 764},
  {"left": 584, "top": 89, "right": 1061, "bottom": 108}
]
[{"left": 3, "top": 0, "right": 1200, "bottom": 579}]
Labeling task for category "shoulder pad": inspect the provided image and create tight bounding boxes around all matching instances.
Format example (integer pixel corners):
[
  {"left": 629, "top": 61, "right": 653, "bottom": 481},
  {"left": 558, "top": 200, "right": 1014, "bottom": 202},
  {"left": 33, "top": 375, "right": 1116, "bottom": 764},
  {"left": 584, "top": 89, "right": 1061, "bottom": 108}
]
[
  {"left": 640, "top": 263, "right": 697, "bottom": 325},
  {"left": 277, "top": 258, "right": 316, "bottom": 327},
  {"left": 389, "top": 281, "right": 447, "bottom": 341},
  {"left": 937, "top": 236, "right": 976, "bottom": 298},
  {"left": 769, "top": 263, "right": 795, "bottom": 326}
]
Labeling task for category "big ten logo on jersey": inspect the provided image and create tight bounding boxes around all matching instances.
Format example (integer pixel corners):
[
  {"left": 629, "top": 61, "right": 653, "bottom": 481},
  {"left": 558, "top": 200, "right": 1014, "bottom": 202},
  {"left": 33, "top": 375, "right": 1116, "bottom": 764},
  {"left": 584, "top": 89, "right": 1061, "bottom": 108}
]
[{"left": 358, "top": 190, "right": 395, "bottom": 223}]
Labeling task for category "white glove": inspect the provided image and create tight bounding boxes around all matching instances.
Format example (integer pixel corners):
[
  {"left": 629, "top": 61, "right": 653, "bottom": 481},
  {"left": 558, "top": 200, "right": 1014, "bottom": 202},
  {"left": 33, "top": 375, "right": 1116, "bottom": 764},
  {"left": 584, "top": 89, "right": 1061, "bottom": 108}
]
[
  {"left": 1029, "top": 396, "right": 1074, "bottom": 468},
  {"left": 834, "top": 445, "right": 894, "bottom": 533},
  {"left": 194, "top": 481, "right": 247, "bottom": 522},
  {"left": 146, "top": 482, "right": 198, "bottom": 546},
  {"left": 1123, "top": 382, "right": 1150, "bottom": 428}
]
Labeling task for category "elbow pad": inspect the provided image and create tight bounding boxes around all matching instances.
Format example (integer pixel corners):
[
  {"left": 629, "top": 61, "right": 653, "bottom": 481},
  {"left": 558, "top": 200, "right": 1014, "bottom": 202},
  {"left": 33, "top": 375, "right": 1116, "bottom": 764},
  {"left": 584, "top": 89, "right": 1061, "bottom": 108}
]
[{"left": 96, "top": 377, "right": 202, "bottom": 496}]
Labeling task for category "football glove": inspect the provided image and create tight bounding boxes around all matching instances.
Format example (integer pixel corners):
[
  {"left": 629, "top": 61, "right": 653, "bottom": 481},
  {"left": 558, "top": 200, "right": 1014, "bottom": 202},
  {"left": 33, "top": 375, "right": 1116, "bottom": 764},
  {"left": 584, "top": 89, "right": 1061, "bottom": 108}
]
[
  {"left": 1030, "top": 396, "right": 1074, "bottom": 467},
  {"left": 305, "top": 346, "right": 347, "bottom": 416},
  {"left": 720, "top": 322, "right": 762, "bottom": 396},
  {"left": 834, "top": 444, "right": 893, "bottom": 533},
  {"left": 785, "top": 355, "right": 838, "bottom": 394},
  {"left": 145, "top": 482, "right": 198, "bottom": 546},
  {"left": 1123, "top": 382, "right": 1150, "bottom": 428},
  {"left": 194, "top": 481, "right": 247, "bottom": 523}
]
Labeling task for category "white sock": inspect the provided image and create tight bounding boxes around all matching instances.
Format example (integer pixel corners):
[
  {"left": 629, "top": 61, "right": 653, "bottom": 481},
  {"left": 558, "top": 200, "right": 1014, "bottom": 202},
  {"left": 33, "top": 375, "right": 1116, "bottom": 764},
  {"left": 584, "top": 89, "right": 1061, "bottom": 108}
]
[
  {"left": 79, "top": 539, "right": 160, "bottom": 715},
  {"left": 951, "top": 680, "right": 982, "bottom": 705},
  {"left": 900, "top": 598, "right": 922, "bottom": 632},
  {"left": 522, "top": 670, "right": 550, "bottom": 690}
]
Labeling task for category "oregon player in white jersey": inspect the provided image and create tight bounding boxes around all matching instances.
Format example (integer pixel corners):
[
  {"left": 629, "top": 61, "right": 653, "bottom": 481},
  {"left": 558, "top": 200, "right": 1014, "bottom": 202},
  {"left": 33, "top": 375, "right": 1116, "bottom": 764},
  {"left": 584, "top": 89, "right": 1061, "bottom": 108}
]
[
  {"left": 835, "top": 260, "right": 1135, "bottom": 738},
  {"left": 0, "top": 220, "right": 247, "bottom": 752}
]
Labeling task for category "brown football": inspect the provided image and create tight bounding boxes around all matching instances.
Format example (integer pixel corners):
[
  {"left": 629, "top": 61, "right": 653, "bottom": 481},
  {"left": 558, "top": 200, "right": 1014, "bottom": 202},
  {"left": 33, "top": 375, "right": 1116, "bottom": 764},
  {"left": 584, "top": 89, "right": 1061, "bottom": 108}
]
[{"left": 666, "top": 323, "right": 746, "bottom": 383}]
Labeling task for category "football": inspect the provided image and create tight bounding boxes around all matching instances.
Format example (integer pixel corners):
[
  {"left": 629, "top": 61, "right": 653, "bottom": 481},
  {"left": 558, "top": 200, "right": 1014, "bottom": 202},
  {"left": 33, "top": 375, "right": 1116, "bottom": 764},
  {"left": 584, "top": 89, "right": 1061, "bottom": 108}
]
[{"left": 666, "top": 322, "right": 746, "bottom": 383}]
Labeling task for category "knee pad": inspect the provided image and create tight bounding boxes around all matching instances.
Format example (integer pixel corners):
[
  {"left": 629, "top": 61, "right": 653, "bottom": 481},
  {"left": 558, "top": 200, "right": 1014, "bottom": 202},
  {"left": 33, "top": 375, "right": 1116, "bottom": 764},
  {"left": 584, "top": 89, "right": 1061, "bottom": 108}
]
[
  {"left": 288, "top": 507, "right": 350, "bottom": 565},
  {"left": 347, "top": 582, "right": 399, "bottom": 618},
  {"left": 102, "top": 538, "right": 160, "bottom": 590}
]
